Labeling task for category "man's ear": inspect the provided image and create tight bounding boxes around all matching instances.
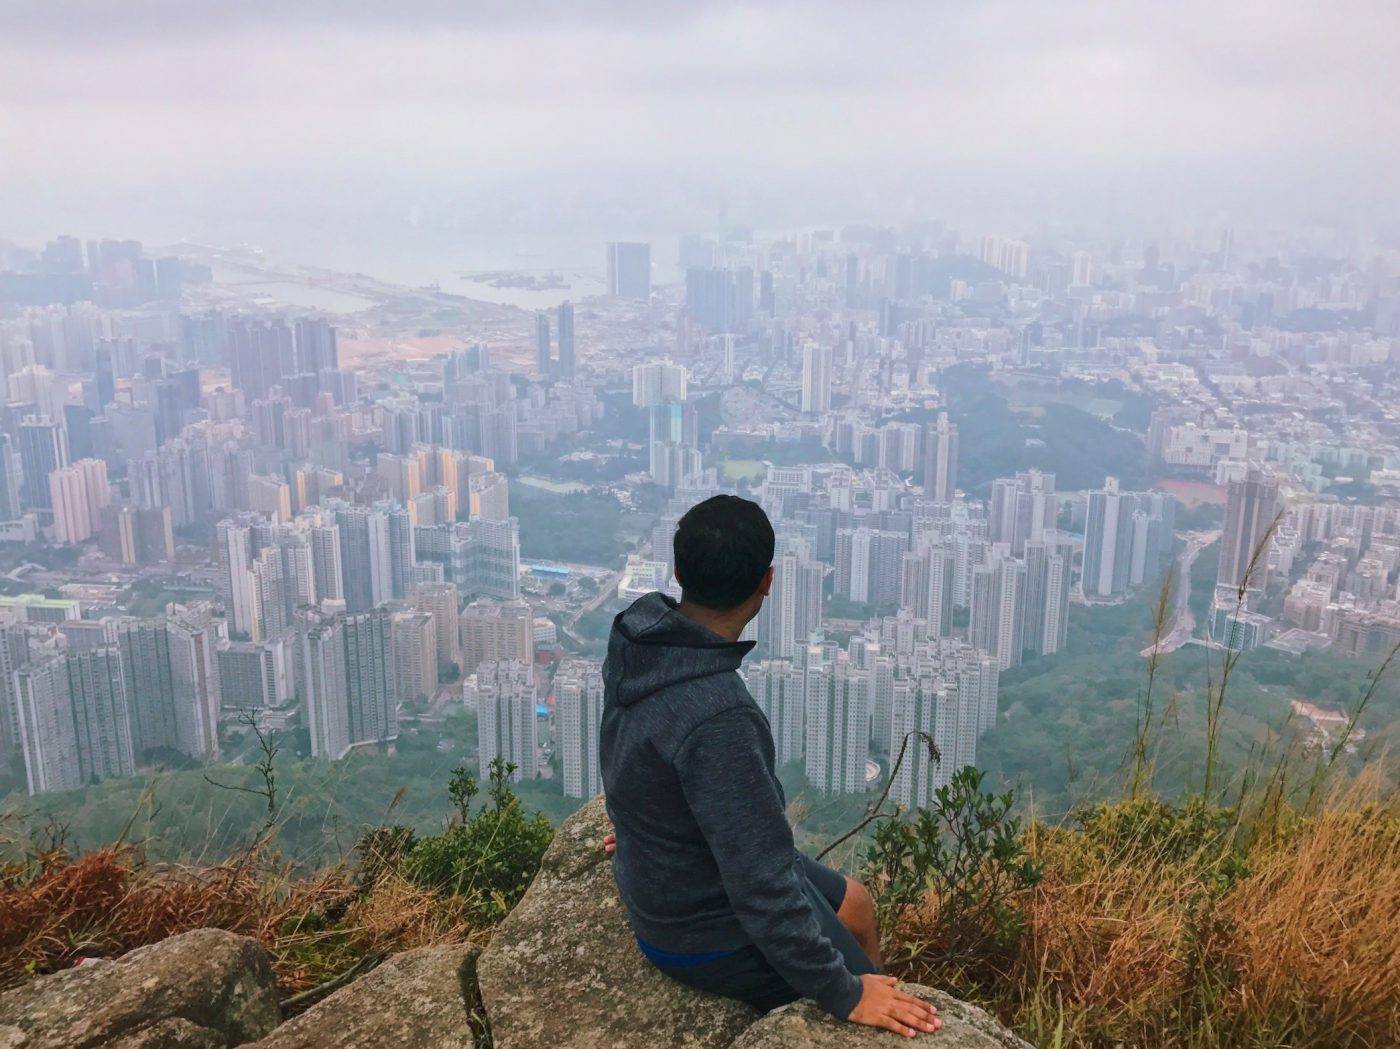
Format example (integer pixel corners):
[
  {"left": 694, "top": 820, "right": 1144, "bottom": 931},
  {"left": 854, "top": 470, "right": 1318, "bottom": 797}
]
[{"left": 758, "top": 565, "right": 775, "bottom": 597}]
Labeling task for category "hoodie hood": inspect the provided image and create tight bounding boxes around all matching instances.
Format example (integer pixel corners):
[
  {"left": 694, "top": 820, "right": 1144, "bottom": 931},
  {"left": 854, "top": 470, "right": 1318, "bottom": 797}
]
[{"left": 603, "top": 591, "right": 756, "bottom": 708}]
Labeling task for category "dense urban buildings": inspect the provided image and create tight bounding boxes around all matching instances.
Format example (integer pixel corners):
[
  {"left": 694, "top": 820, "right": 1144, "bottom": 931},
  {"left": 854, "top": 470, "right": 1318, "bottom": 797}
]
[{"left": 0, "top": 213, "right": 1394, "bottom": 818}]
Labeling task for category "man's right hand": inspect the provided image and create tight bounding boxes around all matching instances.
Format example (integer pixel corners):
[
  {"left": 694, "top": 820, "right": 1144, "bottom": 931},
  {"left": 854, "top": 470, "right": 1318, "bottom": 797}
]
[{"left": 847, "top": 974, "right": 941, "bottom": 1038}]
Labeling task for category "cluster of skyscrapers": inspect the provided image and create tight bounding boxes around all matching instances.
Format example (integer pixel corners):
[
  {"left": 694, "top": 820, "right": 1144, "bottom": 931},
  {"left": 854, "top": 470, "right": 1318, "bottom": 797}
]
[
  {"left": 0, "top": 243, "right": 597, "bottom": 789},
  {"left": 744, "top": 629, "right": 997, "bottom": 808},
  {"left": 13, "top": 216, "right": 1317, "bottom": 821},
  {"left": 3, "top": 600, "right": 221, "bottom": 794}
]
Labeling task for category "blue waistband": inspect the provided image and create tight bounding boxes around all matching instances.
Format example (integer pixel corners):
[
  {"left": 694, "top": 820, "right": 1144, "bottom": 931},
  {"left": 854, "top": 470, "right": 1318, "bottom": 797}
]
[{"left": 635, "top": 936, "right": 737, "bottom": 968}]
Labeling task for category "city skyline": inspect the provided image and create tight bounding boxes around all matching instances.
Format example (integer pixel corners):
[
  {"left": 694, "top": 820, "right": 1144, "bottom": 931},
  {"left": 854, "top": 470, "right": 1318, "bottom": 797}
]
[{"left": 0, "top": 95, "right": 1397, "bottom": 904}]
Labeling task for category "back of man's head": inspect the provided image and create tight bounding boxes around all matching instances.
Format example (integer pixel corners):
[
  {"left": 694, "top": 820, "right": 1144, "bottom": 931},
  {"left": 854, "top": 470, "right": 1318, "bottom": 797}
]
[{"left": 673, "top": 494, "right": 775, "bottom": 610}]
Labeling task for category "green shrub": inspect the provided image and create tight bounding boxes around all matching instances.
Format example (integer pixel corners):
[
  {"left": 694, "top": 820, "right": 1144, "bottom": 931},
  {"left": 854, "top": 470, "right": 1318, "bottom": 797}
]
[
  {"left": 404, "top": 757, "right": 553, "bottom": 924},
  {"left": 863, "top": 766, "right": 1042, "bottom": 981}
]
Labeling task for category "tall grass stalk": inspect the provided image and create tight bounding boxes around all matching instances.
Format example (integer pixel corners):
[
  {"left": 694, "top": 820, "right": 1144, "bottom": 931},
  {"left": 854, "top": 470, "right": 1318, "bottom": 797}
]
[
  {"left": 1203, "top": 511, "right": 1282, "bottom": 799},
  {"left": 1130, "top": 565, "right": 1175, "bottom": 800}
]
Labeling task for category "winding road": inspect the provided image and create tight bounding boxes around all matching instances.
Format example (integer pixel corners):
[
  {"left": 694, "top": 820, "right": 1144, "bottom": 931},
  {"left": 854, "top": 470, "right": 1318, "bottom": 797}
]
[{"left": 1141, "top": 530, "right": 1220, "bottom": 657}]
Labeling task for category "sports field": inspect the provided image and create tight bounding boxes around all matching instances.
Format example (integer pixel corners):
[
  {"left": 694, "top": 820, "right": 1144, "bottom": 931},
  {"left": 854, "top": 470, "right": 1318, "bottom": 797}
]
[
  {"left": 720, "top": 459, "right": 767, "bottom": 482},
  {"left": 1153, "top": 478, "right": 1227, "bottom": 508}
]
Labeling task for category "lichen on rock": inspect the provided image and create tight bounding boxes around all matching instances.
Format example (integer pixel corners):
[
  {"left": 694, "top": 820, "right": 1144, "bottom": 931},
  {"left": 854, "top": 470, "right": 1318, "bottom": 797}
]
[
  {"left": 477, "top": 795, "right": 1033, "bottom": 1049},
  {"left": 0, "top": 928, "right": 280, "bottom": 1049},
  {"left": 243, "top": 942, "right": 479, "bottom": 1049},
  {"left": 478, "top": 794, "right": 759, "bottom": 1049},
  {"left": 728, "top": 984, "right": 1034, "bottom": 1049}
]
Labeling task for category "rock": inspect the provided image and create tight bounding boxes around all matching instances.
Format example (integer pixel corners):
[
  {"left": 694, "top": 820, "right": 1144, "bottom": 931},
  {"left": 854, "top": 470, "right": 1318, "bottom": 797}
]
[
  {"left": 107, "top": 1017, "right": 229, "bottom": 1049},
  {"left": 478, "top": 796, "right": 1034, "bottom": 1049},
  {"left": 478, "top": 795, "right": 759, "bottom": 1049},
  {"left": 0, "top": 928, "right": 280, "bottom": 1049},
  {"left": 728, "top": 985, "right": 1033, "bottom": 1049},
  {"left": 244, "top": 943, "right": 479, "bottom": 1049}
]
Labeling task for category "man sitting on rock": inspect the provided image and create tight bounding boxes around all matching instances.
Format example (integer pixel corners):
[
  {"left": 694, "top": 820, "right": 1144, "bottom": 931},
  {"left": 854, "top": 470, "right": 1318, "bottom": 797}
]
[{"left": 599, "top": 494, "right": 942, "bottom": 1039}]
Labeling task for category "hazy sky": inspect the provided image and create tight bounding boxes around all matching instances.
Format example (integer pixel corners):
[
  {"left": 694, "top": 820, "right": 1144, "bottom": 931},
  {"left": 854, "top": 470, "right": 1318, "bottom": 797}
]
[{"left": 2, "top": 1, "right": 1397, "bottom": 243}]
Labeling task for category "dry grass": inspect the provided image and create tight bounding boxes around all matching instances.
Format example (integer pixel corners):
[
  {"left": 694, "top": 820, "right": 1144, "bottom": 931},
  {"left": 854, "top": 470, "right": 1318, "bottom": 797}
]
[
  {"left": 0, "top": 843, "right": 475, "bottom": 997},
  {"left": 1224, "top": 795, "right": 1400, "bottom": 1045},
  {"left": 883, "top": 778, "right": 1400, "bottom": 1048}
]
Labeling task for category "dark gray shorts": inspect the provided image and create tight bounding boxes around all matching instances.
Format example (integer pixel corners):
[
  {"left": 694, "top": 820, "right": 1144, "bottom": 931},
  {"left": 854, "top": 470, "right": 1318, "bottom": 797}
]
[{"left": 649, "top": 854, "right": 878, "bottom": 1012}]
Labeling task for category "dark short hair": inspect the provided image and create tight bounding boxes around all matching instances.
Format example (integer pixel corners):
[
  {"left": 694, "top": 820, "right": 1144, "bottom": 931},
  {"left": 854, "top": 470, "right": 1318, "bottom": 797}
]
[{"left": 673, "top": 495, "right": 775, "bottom": 610}]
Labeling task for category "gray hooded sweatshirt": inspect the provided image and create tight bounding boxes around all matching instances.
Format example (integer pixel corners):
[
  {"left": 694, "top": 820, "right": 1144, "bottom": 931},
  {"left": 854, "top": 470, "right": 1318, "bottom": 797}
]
[{"left": 599, "top": 591, "right": 864, "bottom": 1018}]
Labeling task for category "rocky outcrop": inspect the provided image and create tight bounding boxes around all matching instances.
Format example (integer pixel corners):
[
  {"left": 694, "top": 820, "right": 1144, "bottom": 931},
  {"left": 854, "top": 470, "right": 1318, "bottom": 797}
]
[
  {"left": 729, "top": 986, "right": 1033, "bottom": 1049},
  {"left": 479, "top": 795, "right": 1032, "bottom": 1049},
  {"left": 0, "top": 931, "right": 480, "bottom": 1049},
  {"left": 243, "top": 942, "right": 478, "bottom": 1049},
  {"left": 478, "top": 795, "right": 760, "bottom": 1049},
  {"left": 0, "top": 928, "right": 280, "bottom": 1049}
]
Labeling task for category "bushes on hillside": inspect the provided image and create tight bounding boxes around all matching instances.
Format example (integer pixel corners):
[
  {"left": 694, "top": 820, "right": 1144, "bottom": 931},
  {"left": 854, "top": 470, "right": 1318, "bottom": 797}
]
[
  {"left": 398, "top": 757, "right": 553, "bottom": 924},
  {"left": 863, "top": 766, "right": 1042, "bottom": 985},
  {"left": 859, "top": 778, "right": 1400, "bottom": 1049}
]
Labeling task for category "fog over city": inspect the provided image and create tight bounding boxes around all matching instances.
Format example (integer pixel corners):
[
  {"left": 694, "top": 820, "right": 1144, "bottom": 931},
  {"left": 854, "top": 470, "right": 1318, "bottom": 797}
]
[
  {"left": 3, "top": 0, "right": 1398, "bottom": 247},
  {"left": 2, "top": 8, "right": 1400, "bottom": 1043}
]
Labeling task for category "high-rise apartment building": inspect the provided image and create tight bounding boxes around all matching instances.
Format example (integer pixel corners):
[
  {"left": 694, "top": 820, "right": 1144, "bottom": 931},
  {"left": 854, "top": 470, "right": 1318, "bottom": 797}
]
[
  {"left": 555, "top": 658, "right": 603, "bottom": 799},
  {"left": 18, "top": 415, "right": 69, "bottom": 511},
  {"left": 534, "top": 312, "right": 551, "bottom": 378},
  {"left": 472, "top": 659, "right": 537, "bottom": 783},
  {"left": 460, "top": 598, "right": 533, "bottom": 674},
  {"left": 467, "top": 472, "right": 509, "bottom": 522},
  {"left": 834, "top": 527, "right": 907, "bottom": 607},
  {"left": 337, "top": 506, "right": 392, "bottom": 612},
  {"left": 251, "top": 546, "right": 286, "bottom": 641},
  {"left": 648, "top": 399, "right": 701, "bottom": 489},
  {"left": 293, "top": 317, "right": 338, "bottom": 374},
  {"left": 969, "top": 547, "right": 1027, "bottom": 670},
  {"left": 556, "top": 302, "right": 575, "bottom": 380},
  {"left": 217, "top": 519, "right": 257, "bottom": 638},
  {"left": 922, "top": 413, "right": 958, "bottom": 502},
  {"left": 12, "top": 656, "right": 82, "bottom": 795},
  {"left": 1218, "top": 468, "right": 1280, "bottom": 599},
  {"left": 217, "top": 638, "right": 292, "bottom": 713},
  {"left": 606, "top": 242, "right": 651, "bottom": 300},
  {"left": 302, "top": 608, "right": 398, "bottom": 760},
  {"left": 0, "top": 434, "right": 23, "bottom": 520},
  {"left": 167, "top": 603, "right": 222, "bottom": 759},
  {"left": 393, "top": 610, "right": 437, "bottom": 703},
  {"left": 387, "top": 508, "right": 416, "bottom": 600},
  {"left": 248, "top": 474, "right": 291, "bottom": 523},
  {"left": 1071, "top": 251, "right": 1092, "bottom": 287},
  {"left": 310, "top": 522, "right": 344, "bottom": 604},
  {"left": 901, "top": 542, "right": 956, "bottom": 638},
  {"left": 1023, "top": 532, "right": 1075, "bottom": 657},
  {"left": 631, "top": 361, "right": 688, "bottom": 406},
  {"left": 115, "top": 618, "right": 179, "bottom": 759},
  {"left": 757, "top": 548, "right": 824, "bottom": 659},
  {"left": 804, "top": 653, "right": 870, "bottom": 797},
  {"left": 685, "top": 266, "right": 754, "bottom": 332},
  {"left": 744, "top": 658, "right": 806, "bottom": 766},
  {"left": 979, "top": 235, "right": 1029, "bottom": 278},
  {"left": 1083, "top": 477, "right": 1176, "bottom": 600},
  {"left": 48, "top": 458, "right": 109, "bottom": 544},
  {"left": 988, "top": 470, "right": 1056, "bottom": 555},
  {"left": 228, "top": 318, "right": 294, "bottom": 403},
  {"left": 411, "top": 582, "right": 461, "bottom": 675},
  {"left": 66, "top": 646, "right": 136, "bottom": 784},
  {"left": 888, "top": 674, "right": 944, "bottom": 808},
  {"left": 800, "top": 342, "right": 832, "bottom": 414},
  {"left": 460, "top": 517, "right": 521, "bottom": 599}
]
